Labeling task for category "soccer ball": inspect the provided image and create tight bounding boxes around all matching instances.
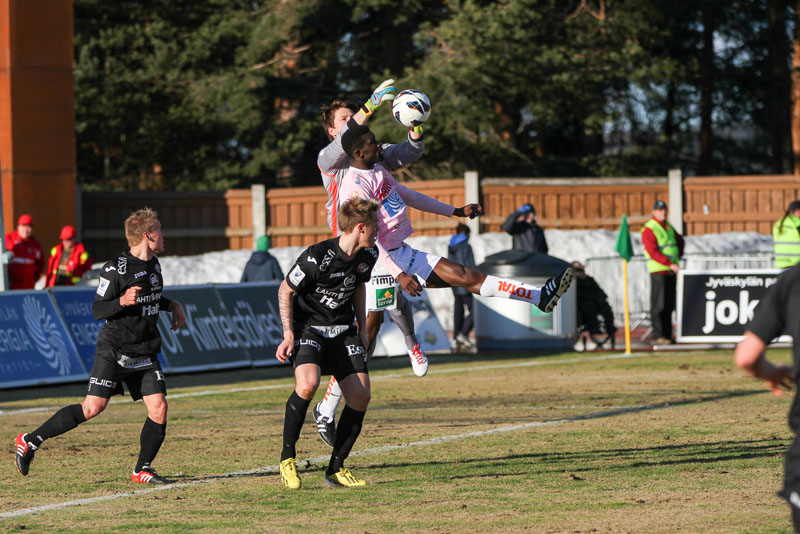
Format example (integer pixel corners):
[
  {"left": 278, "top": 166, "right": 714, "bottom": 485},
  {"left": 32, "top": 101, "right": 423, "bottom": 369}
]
[{"left": 391, "top": 89, "right": 431, "bottom": 128}]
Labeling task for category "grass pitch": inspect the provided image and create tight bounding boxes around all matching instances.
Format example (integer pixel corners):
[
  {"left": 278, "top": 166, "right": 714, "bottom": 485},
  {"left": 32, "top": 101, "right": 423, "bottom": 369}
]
[{"left": 0, "top": 349, "right": 795, "bottom": 533}]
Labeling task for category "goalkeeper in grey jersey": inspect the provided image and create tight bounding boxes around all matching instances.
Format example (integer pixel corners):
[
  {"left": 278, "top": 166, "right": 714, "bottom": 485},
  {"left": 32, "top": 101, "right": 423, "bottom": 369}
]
[{"left": 314, "top": 79, "right": 427, "bottom": 447}]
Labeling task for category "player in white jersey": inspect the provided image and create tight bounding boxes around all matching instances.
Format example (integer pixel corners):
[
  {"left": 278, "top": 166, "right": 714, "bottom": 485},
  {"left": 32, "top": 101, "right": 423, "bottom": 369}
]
[
  {"left": 314, "top": 80, "right": 428, "bottom": 447},
  {"left": 338, "top": 124, "right": 573, "bottom": 316}
]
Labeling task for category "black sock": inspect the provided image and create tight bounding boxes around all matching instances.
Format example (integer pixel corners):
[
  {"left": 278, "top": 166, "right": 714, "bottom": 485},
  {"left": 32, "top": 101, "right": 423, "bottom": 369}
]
[
  {"left": 281, "top": 391, "right": 310, "bottom": 462},
  {"left": 326, "top": 406, "right": 366, "bottom": 475},
  {"left": 135, "top": 417, "right": 167, "bottom": 472},
  {"left": 29, "top": 404, "right": 87, "bottom": 447}
]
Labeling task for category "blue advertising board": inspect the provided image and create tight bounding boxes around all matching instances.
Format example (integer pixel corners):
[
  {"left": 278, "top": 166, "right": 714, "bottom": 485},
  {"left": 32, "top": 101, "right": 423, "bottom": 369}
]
[
  {"left": 214, "top": 282, "right": 284, "bottom": 367},
  {"left": 0, "top": 290, "right": 88, "bottom": 388},
  {"left": 158, "top": 285, "right": 253, "bottom": 372},
  {"left": 49, "top": 286, "right": 104, "bottom": 371}
]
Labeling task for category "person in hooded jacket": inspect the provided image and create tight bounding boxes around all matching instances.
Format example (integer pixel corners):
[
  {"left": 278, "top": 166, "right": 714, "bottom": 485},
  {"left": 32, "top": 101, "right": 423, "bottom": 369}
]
[
  {"left": 240, "top": 235, "right": 283, "bottom": 282},
  {"left": 447, "top": 224, "right": 476, "bottom": 348}
]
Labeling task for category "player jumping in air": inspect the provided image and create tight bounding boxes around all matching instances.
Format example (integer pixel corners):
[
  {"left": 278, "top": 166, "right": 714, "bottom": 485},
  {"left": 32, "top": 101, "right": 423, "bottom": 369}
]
[
  {"left": 338, "top": 124, "right": 573, "bottom": 318},
  {"left": 314, "top": 79, "right": 427, "bottom": 448}
]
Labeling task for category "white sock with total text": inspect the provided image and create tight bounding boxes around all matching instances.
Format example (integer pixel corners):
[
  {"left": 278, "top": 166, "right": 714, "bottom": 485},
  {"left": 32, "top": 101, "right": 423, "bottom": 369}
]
[
  {"left": 479, "top": 275, "right": 542, "bottom": 305},
  {"left": 317, "top": 376, "right": 342, "bottom": 422}
]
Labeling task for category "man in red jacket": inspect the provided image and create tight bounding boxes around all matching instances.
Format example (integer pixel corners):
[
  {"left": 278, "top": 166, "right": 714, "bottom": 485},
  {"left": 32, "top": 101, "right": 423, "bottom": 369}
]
[
  {"left": 5, "top": 214, "right": 44, "bottom": 289},
  {"left": 641, "top": 200, "right": 685, "bottom": 344},
  {"left": 46, "top": 225, "right": 92, "bottom": 287}
]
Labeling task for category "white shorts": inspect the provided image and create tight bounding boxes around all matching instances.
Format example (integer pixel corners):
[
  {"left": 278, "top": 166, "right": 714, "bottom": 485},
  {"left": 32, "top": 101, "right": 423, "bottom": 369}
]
[
  {"left": 386, "top": 243, "right": 442, "bottom": 287},
  {"left": 365, "top": 262, "right": 398, "bottom": 312}
]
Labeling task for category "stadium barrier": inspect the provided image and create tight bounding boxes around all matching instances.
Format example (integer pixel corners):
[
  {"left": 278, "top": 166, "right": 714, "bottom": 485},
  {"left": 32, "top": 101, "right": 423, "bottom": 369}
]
[
  {"left": 677, "top": 268, "right": 784, "bottom": 343},
  {"left": 0, "top": 282, "right": 449, "bottom": 390},
  {"left": 583, "top": 253, "right": 777, "bottom": 343}
]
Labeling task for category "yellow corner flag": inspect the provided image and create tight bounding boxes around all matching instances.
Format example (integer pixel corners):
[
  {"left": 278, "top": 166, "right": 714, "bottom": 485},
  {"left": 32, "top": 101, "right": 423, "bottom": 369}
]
[{"left": 615, "top": 214, "right": 633, "bottom": 354}]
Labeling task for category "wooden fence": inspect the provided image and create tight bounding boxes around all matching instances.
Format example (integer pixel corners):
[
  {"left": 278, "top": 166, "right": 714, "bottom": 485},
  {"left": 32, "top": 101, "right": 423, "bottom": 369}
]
[
  {"left": 683, "top": 175, "right": 800, "bottom": 235},
  {"left": 81, "top": 173, "right": 800, "bottom": 260}
]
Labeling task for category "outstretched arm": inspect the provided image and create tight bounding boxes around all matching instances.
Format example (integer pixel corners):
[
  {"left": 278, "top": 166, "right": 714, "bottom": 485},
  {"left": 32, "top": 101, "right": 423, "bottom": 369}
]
[
  {"left": 735, "top": 331, "right": 793, "bottom": 396},
  {"left": 395, "top": 183, "right": 455, "bottom": 216}
]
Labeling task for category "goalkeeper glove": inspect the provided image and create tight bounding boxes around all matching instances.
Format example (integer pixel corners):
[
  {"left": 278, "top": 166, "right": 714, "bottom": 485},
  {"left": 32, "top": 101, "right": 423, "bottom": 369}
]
[{"left": 361, "top": 79, "right": 396, "bottom": 117}]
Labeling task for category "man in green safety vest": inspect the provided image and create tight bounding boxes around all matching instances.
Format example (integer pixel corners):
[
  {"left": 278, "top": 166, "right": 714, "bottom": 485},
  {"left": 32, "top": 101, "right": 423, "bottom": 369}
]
[
  {"left": 773, "top": 200, "right": 800, "bottom": 269},
  {"left": 641, "top": 200, "right": 684, "bottom": 345}
]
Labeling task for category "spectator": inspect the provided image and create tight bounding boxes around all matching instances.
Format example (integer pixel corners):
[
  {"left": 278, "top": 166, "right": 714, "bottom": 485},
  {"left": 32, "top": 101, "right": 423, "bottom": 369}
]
[
  {"left": 5, "top": 214, "right": 44, "bottom": 289},
  {"left": 448, "top": 224, "right": 476, "bottom": 348},
  {"left": 502, "top": 203, "right": 548, "bottom": 254},
  {"left": 240, "top": 235, "right": 283, "bottom": 282},
  {"left": 641, "top": 200, "right": 684, "bottom": 344},
  {"left": 46, "top": 225, "right": 92, "bottom": 287},
  {"left": 571, "top": 261, "right": 616, "bottom": 343},
  {"left": 773, "top": 200, "right": 800, "bottom": 269}
]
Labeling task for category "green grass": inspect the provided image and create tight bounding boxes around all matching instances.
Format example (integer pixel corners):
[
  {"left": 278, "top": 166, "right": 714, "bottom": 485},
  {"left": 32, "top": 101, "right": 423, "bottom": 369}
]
[{"left": 0, "top": 349, "right": 795, "bottom": 533}]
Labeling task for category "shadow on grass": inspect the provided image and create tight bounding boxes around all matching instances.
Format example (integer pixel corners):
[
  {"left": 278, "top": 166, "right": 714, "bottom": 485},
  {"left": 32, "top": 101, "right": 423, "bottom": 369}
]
[
  {"left": 0, "top": 350, "right": 577, "bottom": 406},
  {"left": 358, "top": 389, "right": 787, "bottom": 476}
]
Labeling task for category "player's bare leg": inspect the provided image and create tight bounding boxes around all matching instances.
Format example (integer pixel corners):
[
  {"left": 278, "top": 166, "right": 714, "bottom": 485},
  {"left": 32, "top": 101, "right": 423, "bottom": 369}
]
[{"left": 427, "top": 257, "right": 572, "bottom": 313}]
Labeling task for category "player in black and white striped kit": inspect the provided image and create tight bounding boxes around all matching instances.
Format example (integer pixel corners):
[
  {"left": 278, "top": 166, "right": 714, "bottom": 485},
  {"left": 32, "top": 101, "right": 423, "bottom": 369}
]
[
  {"left": 14, "top": 208, "right": 186, "bottom": 484},
  {"left": 276, "top": 198, "right": 379, "bottom": 488}
]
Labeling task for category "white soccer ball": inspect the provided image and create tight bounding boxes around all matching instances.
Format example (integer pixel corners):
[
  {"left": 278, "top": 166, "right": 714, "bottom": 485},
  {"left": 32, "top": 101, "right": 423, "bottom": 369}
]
[{"left": 391, "top": 89, "right": 431, "bottom": 128}]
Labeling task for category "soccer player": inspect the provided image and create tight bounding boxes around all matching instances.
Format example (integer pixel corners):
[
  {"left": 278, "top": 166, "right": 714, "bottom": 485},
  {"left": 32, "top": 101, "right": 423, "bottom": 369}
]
[
  {"left": 275, "top": 198, "right": 379, "bottom": 488},
  {"left": 339, "top": 124, "right": 573, "bottom": 315},
  {"left": 14, "top": 208, "right": 186, "bottom": 484},
  {"left": 314, "top": 79, "right": 426, "bottom": 447},
  {"left": 734, "top": 267, "right": 798, "bottom": 532}
]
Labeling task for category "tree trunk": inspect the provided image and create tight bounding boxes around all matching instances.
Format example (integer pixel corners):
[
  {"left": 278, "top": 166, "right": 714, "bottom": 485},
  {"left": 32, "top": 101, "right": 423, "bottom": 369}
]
[
  {"left": 697, "top": 1, "right": 715, "bottom": 175},
  {"left": 767, "top": 0, "right": 792, "bottom": 173},
  {"left": 792, "top": 1, "right": 800, "bottom": 174}
]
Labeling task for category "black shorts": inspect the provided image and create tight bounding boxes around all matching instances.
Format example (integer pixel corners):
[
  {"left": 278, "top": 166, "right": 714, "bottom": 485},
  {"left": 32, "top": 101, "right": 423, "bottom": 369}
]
[
  {"left": 291, "top": 325, "right": 368, "bottom": 382},
  {"left": 87, "top": 344, "right": 167, "bottom": 401}
]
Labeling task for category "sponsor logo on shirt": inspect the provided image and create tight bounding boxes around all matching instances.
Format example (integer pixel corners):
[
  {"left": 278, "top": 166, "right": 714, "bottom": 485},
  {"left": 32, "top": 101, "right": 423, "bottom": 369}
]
[
  {"left": 117, "top": 257, "right": 127, "bottom": 275},
  {"left": 290, "top": 265, "right": 306, "bottom": 285},
  {"left": 329, "top": 272, "right": 345, "bottom": 278},
  {"left": 150, "top": 273, "right": 161, "bottom": 289},
  {"left": 97, "top": 277, "right": 111, "bottom": 297},
  {"left": 134, "top": 271, "right": 147, "bottom": 278},
  {"left": 104, "top": 265, "right": 116, "bottom": 273},
  {"left": 306, "top": 255, "right": 317, "bottom": 264},
  {"left": 358, "top": 263, "right": 369, "bottom": 273},
  {"left": 381, "top": 189, "right": 404, "bottom": 217},
  {"left": 320, "top": 249, "right": 335, "bottom": 272},
  {"left": 343, "top": 275, "right": 356, "bottom": 288}
]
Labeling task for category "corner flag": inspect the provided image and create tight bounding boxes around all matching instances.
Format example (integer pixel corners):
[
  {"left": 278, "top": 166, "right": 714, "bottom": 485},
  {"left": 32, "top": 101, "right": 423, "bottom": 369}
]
[
  {"left": 615, "top": 214, "right": 633, "bottom": 354},
  {"left": 614, "top": 214, "right": 633, "bottom": 261}
]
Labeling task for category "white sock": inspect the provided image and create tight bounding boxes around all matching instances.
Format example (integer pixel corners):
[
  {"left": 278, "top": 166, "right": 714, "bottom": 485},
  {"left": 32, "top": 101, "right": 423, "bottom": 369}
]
[
  {"left": 317, "top": 376, "right": 342, "bottom": 422},
  {"left": 479, "top": 275, "right": 542, "bottom": 305}
]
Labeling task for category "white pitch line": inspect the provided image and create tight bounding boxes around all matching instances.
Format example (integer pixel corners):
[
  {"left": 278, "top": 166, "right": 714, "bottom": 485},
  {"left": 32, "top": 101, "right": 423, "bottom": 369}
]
[
  {"left": 0, "top": 351, "right": 655, "bottom": 417},
  {"left": 0, "top": 400, "right": 671, "bottom": 520}
]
